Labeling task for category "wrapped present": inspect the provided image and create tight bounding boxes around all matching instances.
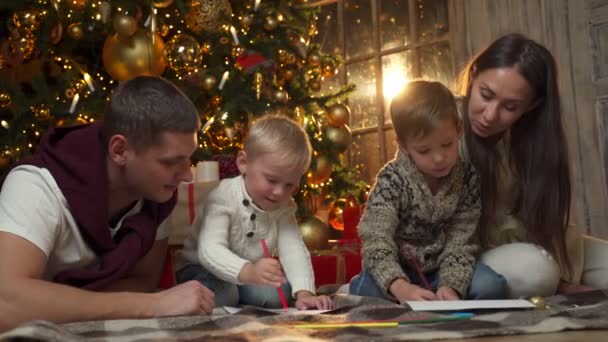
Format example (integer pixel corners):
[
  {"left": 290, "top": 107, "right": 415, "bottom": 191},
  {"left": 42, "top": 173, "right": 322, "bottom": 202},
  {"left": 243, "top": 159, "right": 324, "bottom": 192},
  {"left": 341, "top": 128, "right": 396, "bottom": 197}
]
[
  {"left": 167, "top": 162, "right": 220, "bottom": 245},
  {"left": 311, "top": 245, "right": 362, "bottom": 288},
  {"left": 167, "top": 180, "right": 219, "bottom": 245}
]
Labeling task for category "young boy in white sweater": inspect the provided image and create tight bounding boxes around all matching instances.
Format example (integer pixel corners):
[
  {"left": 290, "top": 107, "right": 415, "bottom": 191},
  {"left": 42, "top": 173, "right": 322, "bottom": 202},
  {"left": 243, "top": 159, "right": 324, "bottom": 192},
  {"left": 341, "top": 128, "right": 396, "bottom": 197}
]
[{"left": 176, "top": 115, "right": 334, "bottom": 310}]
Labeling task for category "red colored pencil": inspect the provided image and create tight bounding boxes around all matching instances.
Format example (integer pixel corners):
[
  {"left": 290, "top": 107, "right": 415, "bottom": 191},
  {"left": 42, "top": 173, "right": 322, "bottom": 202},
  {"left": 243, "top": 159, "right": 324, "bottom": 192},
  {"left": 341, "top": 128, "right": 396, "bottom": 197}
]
[
  {"left": 404, "top": 247, "right": 432, "bottom": 290},
  {"left": 260, "top": 238, "right": 289, "bottom": 310}
]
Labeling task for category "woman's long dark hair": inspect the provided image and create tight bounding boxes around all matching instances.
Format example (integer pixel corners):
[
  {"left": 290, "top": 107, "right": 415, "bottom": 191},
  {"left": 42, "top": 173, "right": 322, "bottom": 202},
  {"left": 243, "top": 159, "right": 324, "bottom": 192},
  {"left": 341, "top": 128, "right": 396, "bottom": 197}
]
[{"left": 458, "top": 33, "right": 572, "bottom": 277}]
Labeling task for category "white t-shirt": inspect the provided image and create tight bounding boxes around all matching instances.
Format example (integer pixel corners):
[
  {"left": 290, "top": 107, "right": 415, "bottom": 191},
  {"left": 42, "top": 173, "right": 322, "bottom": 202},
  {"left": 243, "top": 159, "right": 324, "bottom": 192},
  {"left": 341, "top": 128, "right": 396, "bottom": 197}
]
[{"left": 0, "top": 165, "right": 170, "bottom": 280}]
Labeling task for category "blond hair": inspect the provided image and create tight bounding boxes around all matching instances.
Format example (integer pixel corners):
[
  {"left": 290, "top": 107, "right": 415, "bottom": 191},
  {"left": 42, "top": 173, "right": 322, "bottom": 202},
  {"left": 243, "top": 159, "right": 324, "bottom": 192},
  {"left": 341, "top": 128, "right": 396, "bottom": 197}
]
[
  {"left": 244, "top": 115, "right": 312, "bottom": 174},
  {"left": 390, "top": 80, "right": 459, "bottom": 146}
]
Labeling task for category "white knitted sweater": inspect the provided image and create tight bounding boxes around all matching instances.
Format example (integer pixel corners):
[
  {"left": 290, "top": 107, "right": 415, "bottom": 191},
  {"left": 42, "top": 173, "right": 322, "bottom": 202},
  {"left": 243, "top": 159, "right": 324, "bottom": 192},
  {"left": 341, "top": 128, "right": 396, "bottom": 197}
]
[{"left": 176, "top": 175, "right": 316, "bottom": 297}]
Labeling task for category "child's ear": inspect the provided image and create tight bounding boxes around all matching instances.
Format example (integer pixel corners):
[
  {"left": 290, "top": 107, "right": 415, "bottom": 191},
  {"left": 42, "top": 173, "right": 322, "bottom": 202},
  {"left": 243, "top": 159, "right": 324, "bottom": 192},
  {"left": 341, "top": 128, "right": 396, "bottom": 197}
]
[{"left": 236, "top": 150, "right": 247, "bottom": 175}]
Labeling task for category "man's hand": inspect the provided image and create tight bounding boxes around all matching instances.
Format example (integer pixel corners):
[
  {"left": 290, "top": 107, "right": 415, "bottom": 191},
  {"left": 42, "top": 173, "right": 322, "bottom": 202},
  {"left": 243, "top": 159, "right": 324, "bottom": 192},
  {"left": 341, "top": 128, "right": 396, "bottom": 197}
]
[
  {"left": 153, "top": 280, "right": 215, "bottom": 316},
  {"left": 389, "top": 278, "right": 436, "bottom": 302},
  {"left": 294, "top": 291, "right": 335, "bottom": 310},
  {"left": 436, "top": 285, "right": 460, "bottom": 300},
  {"left": 239, "top": 258, "right": 285, "bottom": 287}
]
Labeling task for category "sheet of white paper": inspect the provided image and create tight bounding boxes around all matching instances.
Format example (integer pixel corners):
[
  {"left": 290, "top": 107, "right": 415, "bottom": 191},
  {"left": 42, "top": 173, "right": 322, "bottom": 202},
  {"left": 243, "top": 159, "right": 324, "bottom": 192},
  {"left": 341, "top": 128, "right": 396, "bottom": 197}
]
[
  {"left": 223, "top": 306, "right": 329, "bottom": 315},
  {"left": 406, "top": 299, "right": 535, "bottom": 311}
]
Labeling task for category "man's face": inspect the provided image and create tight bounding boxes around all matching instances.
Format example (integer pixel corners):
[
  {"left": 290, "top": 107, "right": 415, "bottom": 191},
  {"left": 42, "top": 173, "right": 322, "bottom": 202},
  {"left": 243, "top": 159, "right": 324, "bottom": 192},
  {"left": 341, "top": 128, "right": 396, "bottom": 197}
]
[{"left": 124, "top": 131, "right": 197, "bottom": 203}]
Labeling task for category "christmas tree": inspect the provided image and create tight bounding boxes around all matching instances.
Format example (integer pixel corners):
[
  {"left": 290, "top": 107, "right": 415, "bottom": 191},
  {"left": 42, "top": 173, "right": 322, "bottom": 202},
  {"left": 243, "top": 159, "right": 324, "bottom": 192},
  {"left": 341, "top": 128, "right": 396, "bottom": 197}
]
[{"left": 0, "top": 0, "right": 367, "bottom": 240}]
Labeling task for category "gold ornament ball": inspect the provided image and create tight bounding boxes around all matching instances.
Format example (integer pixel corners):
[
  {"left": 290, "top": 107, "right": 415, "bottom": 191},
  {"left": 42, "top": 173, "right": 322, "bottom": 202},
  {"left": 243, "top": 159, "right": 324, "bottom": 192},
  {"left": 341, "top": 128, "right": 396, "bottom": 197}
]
[
  {"left": 308, "top": 78, "right": 321, "bottom": 92},
  {"left": 307, "top": 155, "right": 332, "bottom": 185},
  {"left": 67, "top": 23, "right": 84, "bottom": 40},
  {"left": 202, "top": 74, "right": 218, "bottom": 91},
  {"left": 153, "top": 0, "right": 174, "bottom": 8},
  {"left": 327, "top": 198, "right": 356, "bottom": 231},
  {"left": 322, "top": 61, "right": 337, "bottom": 77},
  {"left": 327, "top": 103, "right": 351, "bottom": 127},
  {"left": 307, "top": 52, "right": 321, "bottom": 67},
  {"left": 185, "top": 0, "right": 233, "bottom": 34},
  {"left": 164, "top": 33, "right": 201, "bottom": 72},
  {"left": 263, "top": 15, "right": 279, "bottom": 31},
  {"left": 102, "top": 29, "right": 166, "bottom": 82},
  {"left": 529, "top": 296, "right": 546, "bottom": 309},
  {"left": 113, "top": 14, "right": 138, "bottom": 38},
  {"left": 273, "top": 89, "right": 289, "bottom": 104},
  {"left": 0, "top": 92, "right": 12, "bottom": 108},
  {"left": 325, "top": 125, "right": 352, "bottom": 153},
  {"left": 240, "top": 13, "right": 254, "bottom": 28},
  {"left": 298, "top": 216, "right": 330, "bottom": 251},
  {"left": 280, "top": 66, "right": 296, "bottom": 82},
  {"left": 17, "top": 34, "right": 36, "bottom": 60},
  {"left": 67, "top": 0, "right": 88, "bottom": 10}
]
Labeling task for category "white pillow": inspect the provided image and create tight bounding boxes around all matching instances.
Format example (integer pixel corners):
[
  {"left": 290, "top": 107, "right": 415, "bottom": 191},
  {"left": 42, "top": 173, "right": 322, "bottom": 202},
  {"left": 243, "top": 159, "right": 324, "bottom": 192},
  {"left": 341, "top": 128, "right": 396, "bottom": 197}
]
[{"left": 481, "top": 243, "right": 560, "bottom": 299}]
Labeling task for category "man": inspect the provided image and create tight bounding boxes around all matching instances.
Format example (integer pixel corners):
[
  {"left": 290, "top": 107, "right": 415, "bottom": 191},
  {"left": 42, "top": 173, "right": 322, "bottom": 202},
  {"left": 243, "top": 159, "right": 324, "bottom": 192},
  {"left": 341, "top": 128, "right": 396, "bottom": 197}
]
[{"left": 0, "top": 76, "right": 214, "bottom": 331}]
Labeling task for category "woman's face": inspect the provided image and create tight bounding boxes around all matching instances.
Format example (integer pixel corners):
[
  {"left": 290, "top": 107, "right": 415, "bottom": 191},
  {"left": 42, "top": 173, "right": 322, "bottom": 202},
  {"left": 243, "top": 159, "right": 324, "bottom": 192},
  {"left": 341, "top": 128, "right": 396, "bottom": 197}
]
[{"left": 468, "top": 67, "right": 536, "bottom": 138}]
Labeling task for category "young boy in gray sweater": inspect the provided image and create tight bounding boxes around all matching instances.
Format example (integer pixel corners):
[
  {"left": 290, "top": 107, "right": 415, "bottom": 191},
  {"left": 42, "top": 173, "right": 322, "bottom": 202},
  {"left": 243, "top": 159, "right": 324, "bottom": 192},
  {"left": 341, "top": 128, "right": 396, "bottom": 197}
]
[{"left": 350, "top": 80, "right": 507, "bottom": 302}]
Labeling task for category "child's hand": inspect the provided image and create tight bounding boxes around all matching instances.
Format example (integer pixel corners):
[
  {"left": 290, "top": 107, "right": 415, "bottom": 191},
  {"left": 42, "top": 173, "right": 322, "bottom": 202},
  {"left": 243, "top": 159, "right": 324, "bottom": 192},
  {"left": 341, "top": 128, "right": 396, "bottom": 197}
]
[
  {"left": 243, "top": 258, "right": 285, "bottom": 287},
  {"left": 390, "top": 278, "right": 436, "bottom": 302},
  {"left": 436, "top": 286, "right": 460, "bottom": 300},
  {"left": 294, "top": 291, "right": 335, "bottom": 310}
]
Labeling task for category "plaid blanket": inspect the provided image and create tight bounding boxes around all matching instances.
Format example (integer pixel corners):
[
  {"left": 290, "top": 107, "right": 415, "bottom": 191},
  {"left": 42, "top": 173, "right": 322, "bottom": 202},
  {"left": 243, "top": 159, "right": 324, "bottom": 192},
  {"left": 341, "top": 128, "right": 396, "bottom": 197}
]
[{"left": 2, "top": 291, "right": 608, "bottom": 341}]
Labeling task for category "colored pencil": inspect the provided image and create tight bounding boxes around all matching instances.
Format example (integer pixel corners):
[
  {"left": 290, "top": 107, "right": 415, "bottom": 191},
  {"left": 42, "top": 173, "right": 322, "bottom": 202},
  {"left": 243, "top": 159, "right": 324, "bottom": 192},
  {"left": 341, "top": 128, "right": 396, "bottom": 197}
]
[
  {"left": 260, "top": 238, "right": 289, "bottom": 310},
  {"left": 292, "top": 313, "right": 473, "bottom": 329},
  {"left": 404, "top": 247, "right": 432, "bottom": 290}
]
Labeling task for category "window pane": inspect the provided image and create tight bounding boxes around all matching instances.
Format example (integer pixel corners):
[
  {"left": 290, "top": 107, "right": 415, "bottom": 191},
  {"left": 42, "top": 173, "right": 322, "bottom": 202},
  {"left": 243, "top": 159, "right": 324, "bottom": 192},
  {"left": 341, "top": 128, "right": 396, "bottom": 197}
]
[
  {"left": 346, "top": 59, "right": 377, "bottom": 129},
  {"left": 350, "top": 131, "right": 382, "bottom": 184},
  {"left": 380, "top": 0, "right": 410, "bottom": 50},
  {"left": 416, "top": 0, "right": 449, "bottom": 42},
  {"left": 315, "top": 3, "right": 341, "bottom": 56},
  {"left": 381, "top": 50, "right": 414, "bottom": 124},
  {"left": 344, "top": 0, "right": 374, "bottom": 59},
  {"left": 420, "top": 42, "right": 453, "bottom": 89}
]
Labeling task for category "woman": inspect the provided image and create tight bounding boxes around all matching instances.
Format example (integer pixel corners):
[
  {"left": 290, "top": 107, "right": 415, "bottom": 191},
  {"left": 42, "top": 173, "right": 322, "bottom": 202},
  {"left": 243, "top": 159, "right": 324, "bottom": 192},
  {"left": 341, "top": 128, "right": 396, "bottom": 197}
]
[{"left": 458, "top": 33, "right": 607, "bottom": 298}]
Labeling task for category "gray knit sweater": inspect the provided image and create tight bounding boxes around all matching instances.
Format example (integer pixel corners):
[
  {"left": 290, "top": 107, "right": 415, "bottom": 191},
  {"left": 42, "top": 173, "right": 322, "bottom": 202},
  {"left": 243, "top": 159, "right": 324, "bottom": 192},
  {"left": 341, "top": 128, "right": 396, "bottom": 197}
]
[{"left": 359, "top": 151, "right": 481, "bottom": 296}]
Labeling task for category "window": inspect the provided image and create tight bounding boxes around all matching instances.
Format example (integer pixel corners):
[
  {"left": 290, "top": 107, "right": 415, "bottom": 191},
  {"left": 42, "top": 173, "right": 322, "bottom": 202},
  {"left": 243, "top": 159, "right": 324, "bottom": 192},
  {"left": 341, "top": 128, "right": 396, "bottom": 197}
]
[{"left": 314, "top": 0, "right": 454, "bottom": 183}]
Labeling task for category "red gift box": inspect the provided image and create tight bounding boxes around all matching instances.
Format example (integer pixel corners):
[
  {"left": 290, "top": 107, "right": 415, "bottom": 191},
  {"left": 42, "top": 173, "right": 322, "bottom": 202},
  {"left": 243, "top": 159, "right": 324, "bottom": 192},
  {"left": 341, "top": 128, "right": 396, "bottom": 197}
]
[{"left": 311, "top": 246, "right": 362, "bottom": 288}]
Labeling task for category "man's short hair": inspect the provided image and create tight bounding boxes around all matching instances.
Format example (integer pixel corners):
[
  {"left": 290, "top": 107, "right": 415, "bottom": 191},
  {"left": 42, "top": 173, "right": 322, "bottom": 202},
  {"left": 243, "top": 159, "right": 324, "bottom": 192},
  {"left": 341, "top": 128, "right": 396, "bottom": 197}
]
[{"left": 102, "top": 76, "right": 200, "bottom": 150}]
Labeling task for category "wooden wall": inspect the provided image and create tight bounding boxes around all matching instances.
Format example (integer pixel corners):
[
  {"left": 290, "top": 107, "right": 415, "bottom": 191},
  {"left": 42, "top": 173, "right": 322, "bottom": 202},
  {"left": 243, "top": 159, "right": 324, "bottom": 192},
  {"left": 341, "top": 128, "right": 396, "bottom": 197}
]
[{"left": 449, "top": 0, "right": 608, "bottom": 238}]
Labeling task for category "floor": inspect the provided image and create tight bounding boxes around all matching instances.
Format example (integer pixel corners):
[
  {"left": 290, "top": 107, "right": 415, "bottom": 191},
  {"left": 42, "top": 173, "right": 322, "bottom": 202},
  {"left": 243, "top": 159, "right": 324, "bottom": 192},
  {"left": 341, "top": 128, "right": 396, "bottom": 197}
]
[{"left": 454, "top": 330, "right": 608, "bottom": 341}]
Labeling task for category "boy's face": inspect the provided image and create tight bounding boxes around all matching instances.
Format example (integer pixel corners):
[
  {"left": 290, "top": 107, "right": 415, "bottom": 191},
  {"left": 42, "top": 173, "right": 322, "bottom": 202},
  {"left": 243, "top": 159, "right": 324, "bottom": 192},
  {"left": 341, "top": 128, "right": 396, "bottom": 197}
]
[
  {"left": 401, "top": 119, "right": 462, "bottom": 180},
  {"left": 123, "top": 131, "right": 197, "bottom": 203},
  {"left": 236, "top": 151, "right": 303, "bottom": 211}
]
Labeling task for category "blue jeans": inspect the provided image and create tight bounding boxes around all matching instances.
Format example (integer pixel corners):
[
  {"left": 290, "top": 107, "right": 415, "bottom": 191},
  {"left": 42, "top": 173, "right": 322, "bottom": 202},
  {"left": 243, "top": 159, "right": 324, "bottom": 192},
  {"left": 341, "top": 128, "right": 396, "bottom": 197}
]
[
  {"left": 176, "top": 264, "right": 294, "bottom": 308},
  {"left": 349, "top": 262, "right": 507, "bottom": 300}
]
